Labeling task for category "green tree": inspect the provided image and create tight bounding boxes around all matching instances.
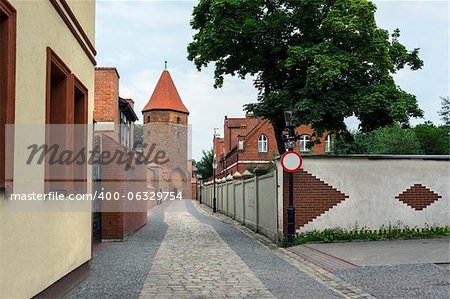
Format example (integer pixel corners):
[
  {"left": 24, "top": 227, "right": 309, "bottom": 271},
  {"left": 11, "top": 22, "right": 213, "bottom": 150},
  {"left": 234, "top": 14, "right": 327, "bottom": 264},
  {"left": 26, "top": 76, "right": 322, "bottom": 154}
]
[
  {"left": 369, "top": 124, "right": 422, "bottom": 154},
  {"left": 413, "top": 122, "right": 449, "bottom": 155},
  {"left": 439, "top": 96, "right": 450, "bottom": 126},
  {"left": 188, "top": 0, "right": 423, "bottom": 153},
  {"left": 194, "top": 148, "right": 214, "bottom": 179},
  {"left": 134, "top": 124, "right": 143, "bottom": 141},
  {"left": 133, "top": 124, "right": 143, "bottom": 150},
  {"left": 332, "top": 130, "right": 374, "bottom": 154}
]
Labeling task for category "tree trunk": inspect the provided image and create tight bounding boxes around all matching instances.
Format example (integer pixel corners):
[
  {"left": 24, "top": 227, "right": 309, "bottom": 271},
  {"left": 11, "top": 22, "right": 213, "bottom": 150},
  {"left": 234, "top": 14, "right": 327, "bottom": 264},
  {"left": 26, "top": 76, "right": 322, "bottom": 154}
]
[{"left": 272, "top": 119, "right": 286, "bottom": 156}]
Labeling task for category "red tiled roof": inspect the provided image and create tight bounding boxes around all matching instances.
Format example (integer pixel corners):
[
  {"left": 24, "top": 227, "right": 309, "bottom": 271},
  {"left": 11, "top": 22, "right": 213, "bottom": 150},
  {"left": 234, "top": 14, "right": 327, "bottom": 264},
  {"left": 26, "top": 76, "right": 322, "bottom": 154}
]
[{"left": 142, "top": 70, "right": 189, "bottom": 114}]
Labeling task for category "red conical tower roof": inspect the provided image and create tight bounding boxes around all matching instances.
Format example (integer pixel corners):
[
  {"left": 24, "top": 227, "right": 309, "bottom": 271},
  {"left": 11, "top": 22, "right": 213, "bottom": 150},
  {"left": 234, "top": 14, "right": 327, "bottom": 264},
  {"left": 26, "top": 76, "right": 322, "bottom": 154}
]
[{"left": 142, "top": 70, "right": 189, "bottom": 114}]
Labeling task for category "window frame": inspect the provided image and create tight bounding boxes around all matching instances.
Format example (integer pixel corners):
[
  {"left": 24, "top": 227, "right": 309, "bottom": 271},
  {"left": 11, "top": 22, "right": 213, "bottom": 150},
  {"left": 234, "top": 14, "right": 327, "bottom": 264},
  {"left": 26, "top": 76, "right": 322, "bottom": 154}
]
[
  {"left": 45, "top": 48, "right": 72, "bottom": 194},
  {"left": 72, "top": 76, "right": 88, "bottom": 193},
  {"left": 45, "top": 48, "right": 88, "bottom": 194},
  {"left": 0, "top": 0, "right": 16, "bottom": 192},
  {"left": 258, "top": 134, "right": 268, "bottom": 153},
  {"left": 299, "top": 135, "right": 310, "bottom": 152},
  {"left": 325, "top": 134, "right": 332, "bottom": 153}
]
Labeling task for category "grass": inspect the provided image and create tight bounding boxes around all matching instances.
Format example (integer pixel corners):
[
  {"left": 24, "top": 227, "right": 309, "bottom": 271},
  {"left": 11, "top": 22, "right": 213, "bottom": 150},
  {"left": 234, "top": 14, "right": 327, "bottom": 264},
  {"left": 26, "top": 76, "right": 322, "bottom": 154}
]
[{"left": 279, "top": 225, "right": 450, "bottom": 247}]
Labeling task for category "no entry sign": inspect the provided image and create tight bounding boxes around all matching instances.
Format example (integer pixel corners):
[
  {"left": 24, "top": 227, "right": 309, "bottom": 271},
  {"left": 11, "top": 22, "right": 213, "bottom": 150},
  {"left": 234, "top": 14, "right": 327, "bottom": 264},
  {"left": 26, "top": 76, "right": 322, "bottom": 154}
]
[{"left": 281, "top": 151, "right": 303, "bottom": 173}]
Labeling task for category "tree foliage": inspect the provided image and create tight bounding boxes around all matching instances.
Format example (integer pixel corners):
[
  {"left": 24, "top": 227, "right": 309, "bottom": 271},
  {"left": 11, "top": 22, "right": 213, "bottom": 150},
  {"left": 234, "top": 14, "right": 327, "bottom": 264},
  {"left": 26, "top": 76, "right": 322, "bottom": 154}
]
[
  {"left": 369, "top": 124, "right": 422, "bottom": 155},
  {"left": 413, "top": 122, "right": 449, "bottom": 155},
  {"left": 439, "top": 96, "right": 450, "bottom": 126},
  {"left": 194, "top": 148, "right": 214, "bottom": 179},
  {"left": 188, "top": 0, "right": 424, "bottom": 153},
  {"left": 333, "top": 123, "right": 449, "bottom": 155}
]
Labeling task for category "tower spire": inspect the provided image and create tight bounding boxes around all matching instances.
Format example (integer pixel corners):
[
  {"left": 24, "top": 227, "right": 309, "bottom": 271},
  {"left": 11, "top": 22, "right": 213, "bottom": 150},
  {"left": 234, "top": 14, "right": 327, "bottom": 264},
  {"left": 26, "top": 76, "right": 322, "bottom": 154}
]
[
  {"left": 142, "top": 69, "right": 189, "bottom": 114},
  {"left": 164, "top": 60, "right": 168, "bottom": 70}
]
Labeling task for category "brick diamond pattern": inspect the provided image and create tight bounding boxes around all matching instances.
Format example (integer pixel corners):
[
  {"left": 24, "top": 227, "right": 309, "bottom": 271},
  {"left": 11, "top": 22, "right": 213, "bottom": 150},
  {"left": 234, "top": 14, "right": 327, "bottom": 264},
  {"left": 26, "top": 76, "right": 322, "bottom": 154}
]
[
  {"left": 284, "top": 170, "right": 349, "bottom": 230},
  {"left": 396, "top": 184, "right": 442, "bottom": 211}
]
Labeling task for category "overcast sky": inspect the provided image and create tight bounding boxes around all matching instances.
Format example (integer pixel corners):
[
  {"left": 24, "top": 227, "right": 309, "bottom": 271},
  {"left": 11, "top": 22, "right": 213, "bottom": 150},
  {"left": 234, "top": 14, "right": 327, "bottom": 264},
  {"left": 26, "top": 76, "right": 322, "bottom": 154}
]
[{"left": 95, "top": 0, "right": 449, "bottom": 160}]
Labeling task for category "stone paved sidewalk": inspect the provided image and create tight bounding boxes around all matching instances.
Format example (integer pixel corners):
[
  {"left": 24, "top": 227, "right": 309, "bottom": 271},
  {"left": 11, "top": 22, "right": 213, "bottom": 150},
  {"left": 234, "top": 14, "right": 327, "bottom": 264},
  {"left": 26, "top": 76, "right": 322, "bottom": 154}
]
[
  {"left": 191, "top": 201, "right": 373, "bottom": 299},
  {"left": 139, "top": 201, "right": 274, "bottom": 298},
  {"left": 67, "top": 200, "right": 366, "bottom": 298}
]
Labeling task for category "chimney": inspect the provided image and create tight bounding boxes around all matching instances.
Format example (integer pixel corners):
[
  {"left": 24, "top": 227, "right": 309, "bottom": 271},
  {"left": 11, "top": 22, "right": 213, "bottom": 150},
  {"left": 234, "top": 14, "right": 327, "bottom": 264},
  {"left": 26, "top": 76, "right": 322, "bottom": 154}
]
[
  {"left": 124, "top": 98, "right": 134, "bottom": 109},
  {"left": 94, "top": 67, "right": 120, "bottom": 122}
]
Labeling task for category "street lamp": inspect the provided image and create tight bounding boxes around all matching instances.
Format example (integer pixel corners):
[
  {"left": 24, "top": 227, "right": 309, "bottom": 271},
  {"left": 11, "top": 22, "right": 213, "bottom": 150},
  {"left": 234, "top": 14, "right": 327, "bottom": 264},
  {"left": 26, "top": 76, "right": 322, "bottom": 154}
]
[
  {"left": 212, "top": 160, "right": 217, "bottom": 213},
  {"left": 283, "top": 104, "right": 298, "bottom": 245},
  {"left": 196, "top": 173, "right": 203, "bottom": 204},
  {"left": 212, "top": 128, "right": 219, "bottom": 213}
]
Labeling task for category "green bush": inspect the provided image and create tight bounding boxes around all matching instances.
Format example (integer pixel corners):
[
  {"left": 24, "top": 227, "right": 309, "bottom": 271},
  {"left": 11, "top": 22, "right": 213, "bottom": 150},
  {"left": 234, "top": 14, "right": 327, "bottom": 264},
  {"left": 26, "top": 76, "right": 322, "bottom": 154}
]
[
  {"left": 413, "top": 122, "right": 450, "bottom": 155},
  {"left": 333, "top": 122, "right": 449, "bottom": 155},
  {"left": 279, "top": 225, "right": 450, "bottom": 247},
  {"left": 369, "top": 124, "right": 422, "bottom": 154}
]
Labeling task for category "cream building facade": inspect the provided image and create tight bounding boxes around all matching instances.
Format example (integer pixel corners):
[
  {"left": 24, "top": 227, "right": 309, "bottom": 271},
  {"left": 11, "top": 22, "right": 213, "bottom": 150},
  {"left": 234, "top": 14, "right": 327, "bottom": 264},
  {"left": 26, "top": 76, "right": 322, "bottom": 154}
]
[{"left": 0, "top": 0, "right": 96, "bottom": 298}]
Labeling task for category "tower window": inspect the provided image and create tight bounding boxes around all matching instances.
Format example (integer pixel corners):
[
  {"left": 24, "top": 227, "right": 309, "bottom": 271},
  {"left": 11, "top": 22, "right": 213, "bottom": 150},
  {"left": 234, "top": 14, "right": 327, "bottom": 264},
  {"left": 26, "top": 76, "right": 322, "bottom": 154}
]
[
  {"left": 258, "top": 134, "right": 268, "bottom": 152},
  {"left": 176, "top": 116, "right": 181, "bottom": 124},
  {"left": 147, "top": 115, "right": 150, "bottom": 123}
]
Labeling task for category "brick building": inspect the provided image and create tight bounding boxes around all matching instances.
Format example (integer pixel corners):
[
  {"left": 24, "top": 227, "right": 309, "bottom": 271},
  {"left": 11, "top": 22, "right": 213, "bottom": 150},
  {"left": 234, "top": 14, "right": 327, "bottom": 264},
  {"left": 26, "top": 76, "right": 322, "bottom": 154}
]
[
  {"left": 94, "top": 67, "right": 137, "bottom": 147},
  {"left": 214, "top": 113, "right": 332, "bottom": 177},
  {"left": 142, "top": 68, "right": 191, "bottom": 198},
  {"left": 93, "top": 67, "right": 148, "bottom": 241}
]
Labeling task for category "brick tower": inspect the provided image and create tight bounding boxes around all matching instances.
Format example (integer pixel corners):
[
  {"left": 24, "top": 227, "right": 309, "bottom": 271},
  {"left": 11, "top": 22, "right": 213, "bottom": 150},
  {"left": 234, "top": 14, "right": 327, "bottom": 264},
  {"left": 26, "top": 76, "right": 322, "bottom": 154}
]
[{"left": 142, "top": 68, "right": 190, "bottom": 198}]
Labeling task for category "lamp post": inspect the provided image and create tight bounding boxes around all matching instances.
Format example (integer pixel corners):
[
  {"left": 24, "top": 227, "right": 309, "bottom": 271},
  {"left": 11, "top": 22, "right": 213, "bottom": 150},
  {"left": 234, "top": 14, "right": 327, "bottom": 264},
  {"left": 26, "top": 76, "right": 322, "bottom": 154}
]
[
  {"left": 199, "top": 179, "right": 203, "bottom": 204},
  {"left": 196, "top": 173, "right": 203, "bottom": 203},
  {"left": 283, "top": 106, "right": 298, "bottom": 245},
  {"left": 212, "top": 128, "right": 219, "bottom": 213},
  {"left": 212, "top": 160, "right": 217, "bottom": 213}
]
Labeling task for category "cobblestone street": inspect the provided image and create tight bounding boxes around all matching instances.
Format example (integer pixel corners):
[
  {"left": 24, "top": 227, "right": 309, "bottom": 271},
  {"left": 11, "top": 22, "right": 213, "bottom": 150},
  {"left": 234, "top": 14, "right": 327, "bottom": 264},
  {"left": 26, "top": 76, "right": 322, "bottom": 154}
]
[{"left": 67, "top": 199, "right": 450, "bottom": 299}]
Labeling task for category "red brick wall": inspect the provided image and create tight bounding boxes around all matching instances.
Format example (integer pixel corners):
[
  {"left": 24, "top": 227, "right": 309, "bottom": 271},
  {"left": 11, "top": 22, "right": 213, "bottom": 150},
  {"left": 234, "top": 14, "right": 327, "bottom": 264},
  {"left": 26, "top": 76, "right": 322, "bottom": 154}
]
[
  {"left": 217, "top": 115, "right": 330, "bottom": 177},
  {"left": 191, "top": 182, "right": 197, "bottom": 199},
  {"left": 94, "top": 68, "right": 119, "bottom": 122},
  {"left": 143, "top": 110, "right": 188, "bottom": 125},
  {"left": 283, "top": 169, "right": 349, "bottom": 233},
  {"left": 396, "top": 184, "right": 442, "bottom": 210},
  {"left": 223, "top": 116, "right": 261, "bottom": 153},
  {"left": 100, "top": 135, "right": 147, "bottom": 240},
  {"left": 213, "top": 137, "right": 224, "bottom": 161}
]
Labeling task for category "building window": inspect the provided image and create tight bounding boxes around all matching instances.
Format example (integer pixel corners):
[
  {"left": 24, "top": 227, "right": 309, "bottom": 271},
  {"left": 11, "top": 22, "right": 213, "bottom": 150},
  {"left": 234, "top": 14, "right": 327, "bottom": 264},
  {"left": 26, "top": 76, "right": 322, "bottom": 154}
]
[
  {"left": 0, "top": 0, "right": 16, "bottom": 190},
  {"left": 238, "top": 140, "right": 244, "bottom": 150},
  {"left": 299, "top": 135, "right": 310, "bottom": 152},
  {"left": 73, "top": 78, "right": 88, "bottom": 193},
  {"left": 120, "top": 111, "right": 131, "bottom": 147},
  {"left": 46, "top": 48, "right": 71, "bottom": 193},
  {"left": 177, "top": 116, "right": 181, "bottom": 124},
  {"left": 46, "top": 48, "right": 88, "bottom": 194},
  {"left": 325, "top": 134, "right": 332, "bottom": 153},
  {"left": 258, "top": 134, "right": 268, "bottom": 152},
  {"left": 147, "top": 115, "right": 150, "bottom": 123}
]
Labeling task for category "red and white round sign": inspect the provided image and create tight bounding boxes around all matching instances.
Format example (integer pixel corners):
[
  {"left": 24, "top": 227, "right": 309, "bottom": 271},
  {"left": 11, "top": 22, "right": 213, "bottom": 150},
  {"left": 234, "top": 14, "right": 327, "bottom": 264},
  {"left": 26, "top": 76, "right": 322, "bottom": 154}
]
[{"left": 281, "top": 151, "right": 303, "bottom": 173}]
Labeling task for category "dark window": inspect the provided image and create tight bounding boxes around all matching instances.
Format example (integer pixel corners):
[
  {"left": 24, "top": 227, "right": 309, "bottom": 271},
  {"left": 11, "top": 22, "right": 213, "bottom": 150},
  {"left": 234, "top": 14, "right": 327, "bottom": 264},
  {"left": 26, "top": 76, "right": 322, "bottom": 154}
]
[
  {"left": 46, "top": 48, "right": 71, "bottom": 193},
  {"left": 46, "top": 48, "right": 88, "bottom": 194},
  {"left": 0, "top": 0, "right": 16, "bottom": 191},
  {"left": 176, "top": 116, "right": 180, "bottom": 124},
  {"left": 72, "top": 77, "right": 88, "bottom": 193}
]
